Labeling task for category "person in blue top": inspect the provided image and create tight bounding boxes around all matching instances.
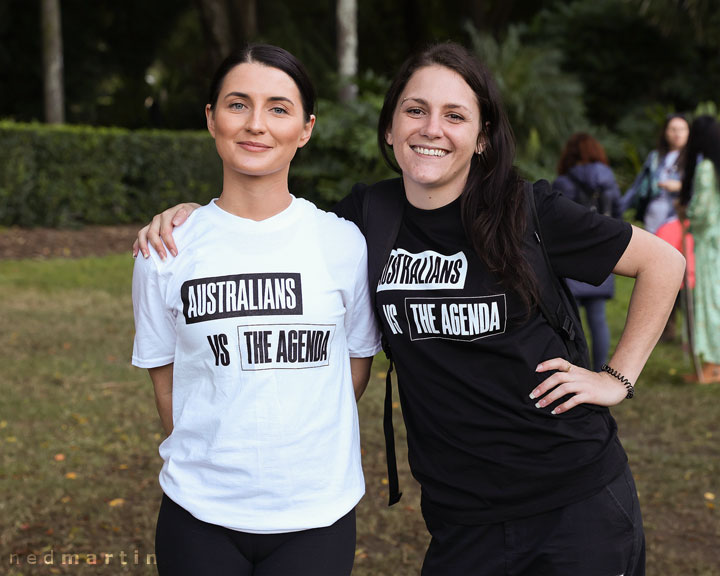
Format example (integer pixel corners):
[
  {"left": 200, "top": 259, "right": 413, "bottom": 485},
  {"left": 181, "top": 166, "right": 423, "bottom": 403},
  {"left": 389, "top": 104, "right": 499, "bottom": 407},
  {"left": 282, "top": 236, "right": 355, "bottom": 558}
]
[
  {"left": 553, "top": 133, "right": 623, "bottom": 371},
  {"left": 622, "top": 114, "right": 689, "bottom": 232}
]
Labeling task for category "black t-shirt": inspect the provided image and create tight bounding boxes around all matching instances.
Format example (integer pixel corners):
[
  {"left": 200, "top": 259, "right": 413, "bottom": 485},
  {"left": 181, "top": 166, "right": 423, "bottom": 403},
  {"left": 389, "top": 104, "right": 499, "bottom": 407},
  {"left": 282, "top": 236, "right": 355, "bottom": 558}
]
[{"left": 336, "top": 180, "right": 633, "bottom": 524}]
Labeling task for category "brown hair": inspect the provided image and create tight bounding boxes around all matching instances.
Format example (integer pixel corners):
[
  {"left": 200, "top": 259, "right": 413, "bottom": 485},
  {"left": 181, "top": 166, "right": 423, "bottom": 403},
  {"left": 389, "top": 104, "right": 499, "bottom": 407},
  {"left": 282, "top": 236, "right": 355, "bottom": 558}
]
[
  {"left": 378, "top": 42, "right": 537, "bottom": 312},
  {"left": 557, "top": 133, "right": 608, "bottom": 175}
]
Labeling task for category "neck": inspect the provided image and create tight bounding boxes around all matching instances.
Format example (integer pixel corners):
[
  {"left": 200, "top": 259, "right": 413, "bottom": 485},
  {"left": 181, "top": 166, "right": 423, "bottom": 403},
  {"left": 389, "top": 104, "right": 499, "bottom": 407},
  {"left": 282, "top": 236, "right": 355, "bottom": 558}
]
[
  {"left": 402, "top": 172, "right": 469, "bottom": 210},
  {"left": 216, "top": 168, "right": 292, "bottom": 221}
]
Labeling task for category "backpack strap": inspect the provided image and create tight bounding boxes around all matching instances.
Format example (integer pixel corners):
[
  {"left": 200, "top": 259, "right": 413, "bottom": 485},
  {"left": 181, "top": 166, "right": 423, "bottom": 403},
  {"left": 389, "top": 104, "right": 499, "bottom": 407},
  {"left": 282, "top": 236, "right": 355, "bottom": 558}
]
[
  {"left": 361, "top": 178, "right": 405, "bottom": 506},
  {"left": 524, "top": 181, "right": 590, "bottom": 369}
]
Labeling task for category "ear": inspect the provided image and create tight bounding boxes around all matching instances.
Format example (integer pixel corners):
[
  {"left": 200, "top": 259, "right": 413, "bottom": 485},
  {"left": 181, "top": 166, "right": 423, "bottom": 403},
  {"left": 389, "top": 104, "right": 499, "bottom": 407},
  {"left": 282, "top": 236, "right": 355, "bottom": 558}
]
[
  {"left": 297, "top": 114, "right": 316, "bottom": 149},
  {"left": 385, "top": 129, "right": 394, "bottom": 147},
  {"left": 476, "top": 121, "right": 491, "bottom": 154},
  {"left": 206, "top": 104, "right": 216, "bottom": 138}
]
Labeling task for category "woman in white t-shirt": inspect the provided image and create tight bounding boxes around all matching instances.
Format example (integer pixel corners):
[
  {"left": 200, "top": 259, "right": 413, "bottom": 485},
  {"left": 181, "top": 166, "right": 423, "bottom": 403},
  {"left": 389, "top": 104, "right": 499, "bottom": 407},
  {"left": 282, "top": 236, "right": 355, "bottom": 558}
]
[{"left": 131, "top": 44, "right": 380, "bottom": 576}]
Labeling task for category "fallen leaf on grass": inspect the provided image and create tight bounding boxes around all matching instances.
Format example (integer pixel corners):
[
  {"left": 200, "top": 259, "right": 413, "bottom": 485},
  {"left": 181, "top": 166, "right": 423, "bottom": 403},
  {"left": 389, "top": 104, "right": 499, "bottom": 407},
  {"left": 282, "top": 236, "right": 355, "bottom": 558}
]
[
  {"left": 65, "top": 472, "right": 77, "bottom": 479},
  {"left": 108, "top": 498, "right": 125, "bottom": 507},
  {"left": 54, "top": 453, "right": 65, "bottom": 462},
  {"left": 0, "top": 420, "right": 7, "bottom": 429},
  {"left": 71, "top": 414, "right": 88, "bottom": 425},
  {"left": 5, "top": 436, "right": 17, "bottom": 443},
  {"left": 381, "top": 478, "right": 389, "bottom": 485},
  {"left": 704, "top": 492, "right": 715, "bottom": 501},
  {"left": 60, "top": 496, "right": 71, "bottom": 503}
]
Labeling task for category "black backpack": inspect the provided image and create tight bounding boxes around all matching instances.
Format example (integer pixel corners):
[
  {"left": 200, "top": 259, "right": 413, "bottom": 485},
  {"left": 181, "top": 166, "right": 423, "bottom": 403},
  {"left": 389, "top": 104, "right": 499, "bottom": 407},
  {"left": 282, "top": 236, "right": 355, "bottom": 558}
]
[
  {"left": 352, "top": 178, "right": 590, "bottom": 506},
  {"left": 565, "top": 171, "right": 612, "bottom": 217}
]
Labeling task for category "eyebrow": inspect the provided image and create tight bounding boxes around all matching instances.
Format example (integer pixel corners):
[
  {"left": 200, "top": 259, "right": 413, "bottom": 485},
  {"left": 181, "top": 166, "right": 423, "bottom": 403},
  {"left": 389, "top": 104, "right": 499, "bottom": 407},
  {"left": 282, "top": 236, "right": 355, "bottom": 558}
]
[
  {"left": 224, "top": 92, "right": 295, "bottom": 106},
  {"left": 401, "top": 97, "right": 472, "bottom": 112}
]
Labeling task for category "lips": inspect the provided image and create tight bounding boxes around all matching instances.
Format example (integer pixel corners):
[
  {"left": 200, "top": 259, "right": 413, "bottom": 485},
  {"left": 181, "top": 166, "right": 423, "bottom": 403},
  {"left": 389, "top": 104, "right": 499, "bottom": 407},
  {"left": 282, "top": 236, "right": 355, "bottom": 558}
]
[
  {"left": 237, "top": 141, "right": 272, "bottom": 152},
  {"left": 411, "top": 145, "right": 448, "bottom": 157}
]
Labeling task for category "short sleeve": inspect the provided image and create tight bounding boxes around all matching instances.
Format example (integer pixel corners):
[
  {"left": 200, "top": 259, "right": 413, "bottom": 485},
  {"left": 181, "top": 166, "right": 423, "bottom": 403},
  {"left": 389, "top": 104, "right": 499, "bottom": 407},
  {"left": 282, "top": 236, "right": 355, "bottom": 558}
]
[
  {"left": 131, "top": 254, "right": 177, "bottom": 368},
  {"left": 534, "top": 181, "right": 632, "bottom": 285},
  {"left": 344, "top": 241, "right": 382, "bottom": 358}
]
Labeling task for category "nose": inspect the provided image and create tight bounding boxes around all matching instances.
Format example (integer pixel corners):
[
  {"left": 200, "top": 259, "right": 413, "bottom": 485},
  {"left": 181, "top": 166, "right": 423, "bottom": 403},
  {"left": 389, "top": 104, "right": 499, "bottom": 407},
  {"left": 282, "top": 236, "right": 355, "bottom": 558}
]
[
  {"left": 420, "top": 111, "right": 443, "bottom": 139},
  {"left": 246, "top": 109, "right": 265, "bottom": 134}
]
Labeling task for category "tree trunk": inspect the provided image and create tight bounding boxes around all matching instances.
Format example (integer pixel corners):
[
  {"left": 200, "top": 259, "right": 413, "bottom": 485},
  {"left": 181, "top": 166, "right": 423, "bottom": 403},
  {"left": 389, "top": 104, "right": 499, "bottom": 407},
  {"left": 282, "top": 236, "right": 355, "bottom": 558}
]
[
  {"left": 41, "top": 0, "right": 64, "bottom": 124},
  {"left": 231, "top": 0, "right": 257, "bottom": 42},
  {"left": 195, "top": 0, "right": 234, "bottom": 70},
  {"left": 337, "top": 0, "right": 358, "bottom": 102}
]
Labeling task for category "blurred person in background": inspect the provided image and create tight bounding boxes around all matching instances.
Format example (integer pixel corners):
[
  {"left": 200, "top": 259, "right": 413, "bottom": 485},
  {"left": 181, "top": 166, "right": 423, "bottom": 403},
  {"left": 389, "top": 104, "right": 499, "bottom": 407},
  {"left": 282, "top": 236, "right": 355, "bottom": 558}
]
[
  {"left": 622, "top": 114, "right": 689, "bottom": 233},
  {"left": 679, "top": 115, "right": 720, "bottom": 383},
  {"left": 553, "top": 133, "right": 623, "bottom": 370}
]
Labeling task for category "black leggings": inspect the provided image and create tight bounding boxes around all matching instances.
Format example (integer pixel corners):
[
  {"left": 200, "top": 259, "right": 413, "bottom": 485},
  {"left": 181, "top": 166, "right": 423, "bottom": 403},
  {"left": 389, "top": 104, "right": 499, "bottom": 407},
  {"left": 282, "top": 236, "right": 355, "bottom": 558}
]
[{"left": 155, "top": 494, "right": 356, "bottom": 576}]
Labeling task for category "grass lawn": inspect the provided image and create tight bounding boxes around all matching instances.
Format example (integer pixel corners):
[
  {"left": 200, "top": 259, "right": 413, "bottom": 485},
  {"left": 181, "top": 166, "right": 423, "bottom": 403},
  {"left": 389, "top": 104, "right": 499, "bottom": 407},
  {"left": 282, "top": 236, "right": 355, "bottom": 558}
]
[{"left": 0, "top": 254, "right": 718, "bottom": 575}]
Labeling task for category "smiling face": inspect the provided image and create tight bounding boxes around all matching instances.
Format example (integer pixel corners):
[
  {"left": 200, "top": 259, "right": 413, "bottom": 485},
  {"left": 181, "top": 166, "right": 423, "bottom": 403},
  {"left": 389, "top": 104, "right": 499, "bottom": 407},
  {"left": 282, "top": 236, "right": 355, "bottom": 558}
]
[
  {"left": 206, "top": 62, "right": 315, "bottom": 182},
  {"left": 385, "top": 65, "right": 483, "bottom": 205}
]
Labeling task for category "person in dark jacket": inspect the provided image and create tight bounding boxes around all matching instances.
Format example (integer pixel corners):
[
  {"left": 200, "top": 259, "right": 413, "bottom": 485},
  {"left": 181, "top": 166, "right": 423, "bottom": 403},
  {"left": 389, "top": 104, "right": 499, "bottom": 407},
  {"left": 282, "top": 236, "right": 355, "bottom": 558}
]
[{"left": 553, "top": 133, "right": 623, "bottom": 370}]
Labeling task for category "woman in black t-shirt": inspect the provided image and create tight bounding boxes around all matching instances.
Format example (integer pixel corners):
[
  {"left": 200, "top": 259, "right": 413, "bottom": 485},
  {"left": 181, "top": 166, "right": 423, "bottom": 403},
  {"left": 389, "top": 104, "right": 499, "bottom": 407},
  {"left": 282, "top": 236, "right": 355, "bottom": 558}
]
[{"left": 135, "top": 43, "right": 684, "bottom": 576}]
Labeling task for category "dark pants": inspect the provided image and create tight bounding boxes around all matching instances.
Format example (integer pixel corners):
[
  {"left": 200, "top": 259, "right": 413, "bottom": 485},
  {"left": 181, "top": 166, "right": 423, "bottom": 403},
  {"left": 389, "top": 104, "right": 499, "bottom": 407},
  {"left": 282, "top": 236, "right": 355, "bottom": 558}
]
[
  {"left": 155, "top": 494, "right": 356, "bottom": 576},
  {"left": 576, "top": 297, "right": 610, "bottom": 372},
  {"left": 421, "top": 464, "right": 645, "bottom": 576}
]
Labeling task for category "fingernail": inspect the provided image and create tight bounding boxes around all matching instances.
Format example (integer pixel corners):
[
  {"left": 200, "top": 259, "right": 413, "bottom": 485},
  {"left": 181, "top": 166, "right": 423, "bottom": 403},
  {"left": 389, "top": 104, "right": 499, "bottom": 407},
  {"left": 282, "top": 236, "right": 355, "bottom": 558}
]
[
  {"left": 551, "top": 409, "right": 558, "bottom": 415},
  {"left": 535, "top": 364, "right": 542, "bottom": 372},
  {"left": 142, "top": 251, "right": 149, "bottom": 259},
  {"left": 535, "top": 402, "right": 543, "bottom": 409},
  {"left": 529, "top": 391, "right": 536, "bottom": 400},
  {"left": 170, "top": 249, "right": 178, "bottom": 257}
]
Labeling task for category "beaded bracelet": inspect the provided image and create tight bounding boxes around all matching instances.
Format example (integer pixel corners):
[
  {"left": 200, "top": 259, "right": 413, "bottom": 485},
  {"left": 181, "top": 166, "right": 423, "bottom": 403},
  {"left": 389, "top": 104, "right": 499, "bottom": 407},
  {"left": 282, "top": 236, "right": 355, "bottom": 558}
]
[{"left": 601, "top": 363, "right": 635, "bottom": 399}]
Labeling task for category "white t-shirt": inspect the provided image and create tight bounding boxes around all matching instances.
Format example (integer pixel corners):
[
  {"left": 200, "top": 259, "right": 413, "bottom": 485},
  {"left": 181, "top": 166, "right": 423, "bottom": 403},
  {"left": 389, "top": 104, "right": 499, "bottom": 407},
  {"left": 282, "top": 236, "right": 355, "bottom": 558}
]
[{"left": 132, "top": 197, "right": 381, "bottom": 533}]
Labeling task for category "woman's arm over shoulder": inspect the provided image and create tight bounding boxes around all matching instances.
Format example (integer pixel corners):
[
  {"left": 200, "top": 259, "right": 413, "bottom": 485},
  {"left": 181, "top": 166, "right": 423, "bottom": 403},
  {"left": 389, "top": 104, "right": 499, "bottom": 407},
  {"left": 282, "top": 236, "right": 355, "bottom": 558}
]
[{"left": 133, "top": 202, "right": 202, "bottom": 260}]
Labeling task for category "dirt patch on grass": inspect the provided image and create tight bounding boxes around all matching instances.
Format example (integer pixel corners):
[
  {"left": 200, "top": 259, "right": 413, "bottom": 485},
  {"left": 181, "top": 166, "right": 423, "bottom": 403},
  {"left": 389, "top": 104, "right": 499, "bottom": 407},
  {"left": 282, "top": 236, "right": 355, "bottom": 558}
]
[{"left": 0, "top": 225, "right": 140, "bottom": 259}]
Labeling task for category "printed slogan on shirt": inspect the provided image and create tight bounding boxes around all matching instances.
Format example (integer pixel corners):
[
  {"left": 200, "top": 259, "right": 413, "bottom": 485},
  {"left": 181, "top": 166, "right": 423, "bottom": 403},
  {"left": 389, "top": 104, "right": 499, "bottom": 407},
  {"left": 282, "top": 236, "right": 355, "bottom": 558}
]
[
  {"left": 405, "top": 295, "right": 507, "bottom": 341},
  {"left": 181, "top": 273, "right": 302, "bottom": 324},
  {"left": 237, "top": 323, "right": 336, "bottom": 370},
  {"left": 377, "top": 248, "right": 467, "bottom": 291}
]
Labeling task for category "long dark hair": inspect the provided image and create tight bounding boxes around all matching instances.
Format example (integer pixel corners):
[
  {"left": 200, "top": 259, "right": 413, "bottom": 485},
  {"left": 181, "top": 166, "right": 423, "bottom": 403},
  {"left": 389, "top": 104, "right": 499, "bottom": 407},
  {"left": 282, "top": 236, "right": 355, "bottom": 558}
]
[
  {"left": 207, "top": 44, "right": 316, "bottom": 122},
  {"left": 680, "top": 115, "right": 720, "bottom": 206},
  {"left": 377, "top": 42, "right": 536, "bottom": 311}
]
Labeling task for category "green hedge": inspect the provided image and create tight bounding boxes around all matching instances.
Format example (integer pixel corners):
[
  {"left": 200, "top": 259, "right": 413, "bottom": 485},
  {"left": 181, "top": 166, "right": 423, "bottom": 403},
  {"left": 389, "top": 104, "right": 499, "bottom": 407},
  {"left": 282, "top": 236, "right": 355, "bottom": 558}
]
[
  {"left": 0, "top": 88, "right": 395, "bottom": 227},
  {"left": 0, "top": 121, "right": 223, "bottom": 227}
]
